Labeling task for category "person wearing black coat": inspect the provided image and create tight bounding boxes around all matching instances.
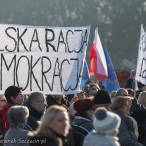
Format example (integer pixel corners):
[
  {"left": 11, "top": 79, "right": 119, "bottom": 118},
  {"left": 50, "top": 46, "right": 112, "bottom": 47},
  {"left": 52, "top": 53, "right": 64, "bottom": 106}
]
[
  {"left": 46, "top": 95, "right": 70, "bottom": 110},
  {"left": 24, "top": 92, "right": 47, "bottom": 130},
  {"left": 131, "top": 92, "right": 146, "bottom": 146}
]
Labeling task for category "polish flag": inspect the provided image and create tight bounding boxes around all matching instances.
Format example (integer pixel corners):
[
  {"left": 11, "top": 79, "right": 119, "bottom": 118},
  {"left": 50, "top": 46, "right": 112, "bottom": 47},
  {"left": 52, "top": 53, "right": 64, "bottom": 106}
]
[{"left": 89, "top": 28, "right": 108, "bottom": 82}]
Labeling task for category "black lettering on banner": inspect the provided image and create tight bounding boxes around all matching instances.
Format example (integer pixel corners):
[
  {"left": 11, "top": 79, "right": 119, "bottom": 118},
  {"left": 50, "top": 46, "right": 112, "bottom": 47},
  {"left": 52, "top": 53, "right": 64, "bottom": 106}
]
[
  {"left": 15, "top": 56, "right": 30, "bottom": 90},
  {"left": 69, "top": 58, "right": 80, "bottom": 90},
  {"left": 82, "top": 29, "right": 88, "bottom": 49},
  {"left": 78, "top": 29, "right": 88, "bottom": 53},
  {"left": 60, "top": 58, "right": 79, "bottom": 91},
  {"left": 139, "top": 58, "right": 146, "bottom": 79},
  {"left": 17, "top": 28, "right": 28, "bottom": 52},
  {"left": 30, "top": 56, "right": 41, "bottom": 91},
  {"left": 74, "top": 30, "right": 83, "bottom": 53},
  {"left": 41, "top": 56, "right": 52, "bottom": 91},
  {"left": 66, "top": 30, "right": 74, "bottom": 53},
  {"left": 57, "top": 30, "right": 67, "bottom": 52},
  {"left": 140, "top": 34, "right": 146, "bottom": 52},
  {"left": 1, "top": 54, "right": 16, "bottom": 89},
  {"left": 5, "top": 27, "right": 17, "bottom": 52},
  {"left": 51, "top": 58, "right": 60, "bottom": 91},
  {"left": 60, "top": 59, "right": 70, "bottom": 91},
  {"left": 29, "top": 29, "right": 42, "bottom": 52},
  {"left": 45, "top": 29, "right": 56, "bottom": 52}
]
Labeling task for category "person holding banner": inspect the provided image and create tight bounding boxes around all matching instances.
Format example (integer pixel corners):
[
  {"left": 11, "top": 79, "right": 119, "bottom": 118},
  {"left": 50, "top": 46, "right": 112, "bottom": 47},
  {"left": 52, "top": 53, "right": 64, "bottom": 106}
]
[{"left": 0, "top": 86, "right": 24, "bottom": 134}]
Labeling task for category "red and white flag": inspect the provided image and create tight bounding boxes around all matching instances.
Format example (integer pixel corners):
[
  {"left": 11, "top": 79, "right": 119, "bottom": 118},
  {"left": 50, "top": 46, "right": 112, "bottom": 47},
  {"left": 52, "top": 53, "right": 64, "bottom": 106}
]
[{"left": 89, "top": 28, "right": 108, "bottom": 82}]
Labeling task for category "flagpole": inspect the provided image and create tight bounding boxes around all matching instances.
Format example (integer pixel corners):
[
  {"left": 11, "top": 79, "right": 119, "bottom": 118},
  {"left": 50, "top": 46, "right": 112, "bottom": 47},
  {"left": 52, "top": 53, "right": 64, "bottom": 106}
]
[{"left": 134, "top": 80, "right": 137, "bottom": 98}]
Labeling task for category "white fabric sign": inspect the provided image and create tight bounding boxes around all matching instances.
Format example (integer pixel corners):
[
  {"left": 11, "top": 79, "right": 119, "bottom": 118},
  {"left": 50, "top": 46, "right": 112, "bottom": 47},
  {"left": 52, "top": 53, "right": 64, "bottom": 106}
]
[
  {"left": 0, "top": 24, "right": 90, "bottom": 94},
  {"left": 135, "top": 24, "right": 146, "bottom": 84}
]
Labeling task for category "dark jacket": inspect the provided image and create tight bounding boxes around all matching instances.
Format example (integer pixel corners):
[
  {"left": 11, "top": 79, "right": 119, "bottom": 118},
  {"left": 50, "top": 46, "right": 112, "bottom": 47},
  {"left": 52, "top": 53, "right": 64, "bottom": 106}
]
[
  {"left": 0, "top": 116, "right": 4, "bottom": 146},
  {"left": 24, "top": 102, "right": 43, "bottom": 130},
  {"left": 72, "top": 116, "right": 93, "bottom": 133},
  {"left": 71, "top": 116, "right": 93, "bottom": 146},
  {"left": 131, "top": 104, "right": 146, "bottom": 122},
  {"left": 131, "top": 105, "right": 146, "bottom": 146},
  {"left": 29, "top": 130, "right": 63, "bottom": 146},
  {"left": 125, "top": 78, "right": 134, "bottom": 89},
  {"left": 113, "top": 110, "right": 143, "bottom": 146},
  {"left": 46, "top": 95, "right": 70, "bottom": 108}
]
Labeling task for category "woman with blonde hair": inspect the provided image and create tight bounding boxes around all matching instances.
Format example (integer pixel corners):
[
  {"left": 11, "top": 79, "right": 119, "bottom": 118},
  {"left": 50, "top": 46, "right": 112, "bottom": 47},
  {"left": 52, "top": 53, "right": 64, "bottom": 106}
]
[
  {"left": 110, "top": 96, "right": 143, "bottom": 146},
  {"left": 28, "top": 105, "right": 70, "bottom": 146}
]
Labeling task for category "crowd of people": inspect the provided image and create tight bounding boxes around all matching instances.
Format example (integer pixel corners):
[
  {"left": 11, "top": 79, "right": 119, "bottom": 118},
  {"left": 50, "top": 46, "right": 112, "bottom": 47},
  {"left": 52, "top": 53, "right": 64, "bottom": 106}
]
[{"left": 0, "top": 70, "right": 146, "bottom": 146}]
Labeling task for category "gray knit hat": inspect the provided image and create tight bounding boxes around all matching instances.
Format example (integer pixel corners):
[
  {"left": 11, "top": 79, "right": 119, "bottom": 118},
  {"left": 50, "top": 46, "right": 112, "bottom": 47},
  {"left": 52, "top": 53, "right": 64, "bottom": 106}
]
[{"left": 93, "top": 107, "right": 121, "bottom": 134}]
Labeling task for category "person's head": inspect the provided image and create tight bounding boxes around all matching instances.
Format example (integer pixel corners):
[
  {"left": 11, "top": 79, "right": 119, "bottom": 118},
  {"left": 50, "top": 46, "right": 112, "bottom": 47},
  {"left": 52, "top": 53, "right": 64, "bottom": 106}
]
[
  {"left": 23, "top": 94, "right": 29, "bottom": 103},
  {"left": 0, "top": 90, "right": 7, "bottom": 110},
  {"left": 93, "top": 90, "right": 111, "bottom": 110},
  {"left": 126, "top": 88, "right": 134, "bottom": 97},
  {"left": 87, "top": 83, "right": 100, "bottom": 96},
  {"left": 138, "top": 91, "right": 146, "bottom": 107},
  {"left": 28, "top": 92, "right": 47, "bottom": 113},
  {"left": 5, "top": 86, "right": 23, "bottom": 105},
  {"left": 74, "top": 99, "right": 94, "bottom": 118},
  {"left": 93, "top": 107, "right": 121, "bottom": 136},
  {"left": 85, "top": 80, "right": 94, "bottom": 86},
  {"left": 88, "top": 88, "right": 98, "bottom": 96},
  {"left": 51, "top": 95, "right": 63, "bottom": 101},
  {"left": 115, "top": 88, "right": 129, "bottom": 97},
  {"left": 7, "top": 105, "right": 29, "bottom": 125},
  {"left": 110, "top": 96, "right": 133, "bottom": 116},
  {"left": 36, "top": 105, "right": 70, "bottom": 137},
  {"left": 110, "top": 91, "right": 117, "bottom": 102}
]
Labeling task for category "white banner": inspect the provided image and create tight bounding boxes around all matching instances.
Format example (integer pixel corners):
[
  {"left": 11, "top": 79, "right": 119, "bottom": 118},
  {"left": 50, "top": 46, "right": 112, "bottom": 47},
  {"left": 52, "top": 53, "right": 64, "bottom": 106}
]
[
  {"left": 135, "top": 24, "right": 146, "bottom": 84},
  {"left": 0, "top": 24, "right": 90, "bottom": 94}
]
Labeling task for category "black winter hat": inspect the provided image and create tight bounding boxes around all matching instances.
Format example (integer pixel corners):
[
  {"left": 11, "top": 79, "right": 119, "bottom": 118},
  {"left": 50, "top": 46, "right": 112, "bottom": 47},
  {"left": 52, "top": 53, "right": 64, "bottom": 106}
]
[
  {"left": 5, "top": 86, "right": 22, "bottom": 99},
  {"left": 93, "top": 90, "right": 111, "bottom": 104}
]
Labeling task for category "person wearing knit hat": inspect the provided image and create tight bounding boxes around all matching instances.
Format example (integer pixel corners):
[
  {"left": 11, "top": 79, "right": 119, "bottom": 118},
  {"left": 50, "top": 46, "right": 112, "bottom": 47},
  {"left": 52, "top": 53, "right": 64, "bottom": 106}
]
[
  {"left": 83, "top": 107, "right": 121, "bottom": 146},
  {"left": 72, "top": 99, "right": 94, "bottom": 146},
  {"left": 0, "top": 85, "right": 24, "bottom": 134},
  {"left": 93, "top": 89, "right": 111, "bottom": 110}
]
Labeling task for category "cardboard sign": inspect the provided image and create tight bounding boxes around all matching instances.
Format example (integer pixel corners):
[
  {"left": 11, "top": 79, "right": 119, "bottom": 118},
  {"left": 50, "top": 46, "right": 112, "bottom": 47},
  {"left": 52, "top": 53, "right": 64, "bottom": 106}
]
[{"left": 0, "top": 24, "right": 90, "bottom": 94}]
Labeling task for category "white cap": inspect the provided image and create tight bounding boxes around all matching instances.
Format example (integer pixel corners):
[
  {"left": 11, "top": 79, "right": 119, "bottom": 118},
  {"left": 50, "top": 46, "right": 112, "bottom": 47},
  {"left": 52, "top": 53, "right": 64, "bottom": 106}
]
[{"left": 93, "top": 107, "right": 121, "bottom": 134}]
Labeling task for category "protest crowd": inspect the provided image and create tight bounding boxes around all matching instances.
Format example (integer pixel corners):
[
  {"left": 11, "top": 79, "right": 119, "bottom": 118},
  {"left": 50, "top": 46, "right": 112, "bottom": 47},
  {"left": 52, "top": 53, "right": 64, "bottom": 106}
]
[{"left": 0, "top": 73, "right": 146, "bottom": 146}]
